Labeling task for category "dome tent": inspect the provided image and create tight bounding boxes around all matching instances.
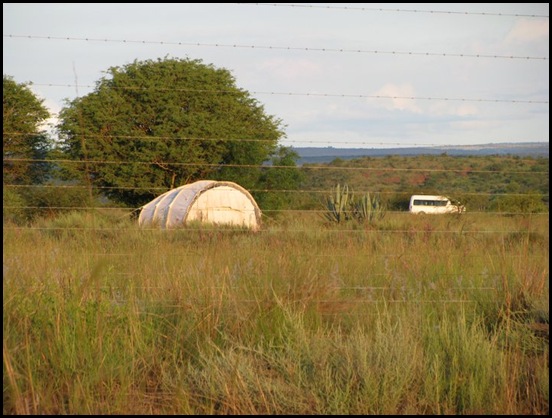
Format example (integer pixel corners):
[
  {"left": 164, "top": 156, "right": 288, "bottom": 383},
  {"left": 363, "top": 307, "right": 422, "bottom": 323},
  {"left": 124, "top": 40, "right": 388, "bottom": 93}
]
[{"left": 138, "top": 180, "right": 262, "bottom": 231}]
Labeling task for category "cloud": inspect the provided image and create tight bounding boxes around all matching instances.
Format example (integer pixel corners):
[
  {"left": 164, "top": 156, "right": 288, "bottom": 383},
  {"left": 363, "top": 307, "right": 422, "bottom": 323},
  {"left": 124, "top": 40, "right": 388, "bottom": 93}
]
[
  {"left": 455, "top": 104, "right": 479, "bottom": 117},
  {"left": 369, "top": 83, "right": 480, "bottom": 119},
  {"left": 427, "top": 102, "right": 478, "bottom": 117},
  {"left": 371, "top": 83, "right": 423, "bottom": 114},
  {"left": 505, "top": 19, "right": 549, "bottom": 44}
]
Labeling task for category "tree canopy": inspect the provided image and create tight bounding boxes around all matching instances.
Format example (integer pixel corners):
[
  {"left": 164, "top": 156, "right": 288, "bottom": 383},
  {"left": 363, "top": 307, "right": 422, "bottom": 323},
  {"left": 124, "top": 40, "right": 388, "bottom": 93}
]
[
  {"left": 3, "top": 75, "right": 51, "bottom": 185},
  {"left": 56, "top": 57, "right": 295, "bottom": 207}
]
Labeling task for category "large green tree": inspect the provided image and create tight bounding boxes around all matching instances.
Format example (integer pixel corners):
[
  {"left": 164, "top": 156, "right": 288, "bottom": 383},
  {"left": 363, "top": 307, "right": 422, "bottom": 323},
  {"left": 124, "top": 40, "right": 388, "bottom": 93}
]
[
  {"left": 56, "top": 57, "right": 294, "bottom": 207},
  {"left": 3, "top": 75, "right": 51, "bottom": 185}
]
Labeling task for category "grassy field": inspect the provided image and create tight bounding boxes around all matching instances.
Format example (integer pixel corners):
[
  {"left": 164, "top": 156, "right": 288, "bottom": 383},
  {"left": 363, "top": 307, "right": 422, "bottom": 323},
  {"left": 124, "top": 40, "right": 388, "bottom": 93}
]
[{"left": 3, "top": 210, "right": 549, "bottom": 414}]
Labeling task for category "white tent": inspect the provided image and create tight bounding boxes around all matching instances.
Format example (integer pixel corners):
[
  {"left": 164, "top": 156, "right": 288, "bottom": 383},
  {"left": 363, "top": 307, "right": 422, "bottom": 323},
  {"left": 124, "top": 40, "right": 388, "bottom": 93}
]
[{"left": 138, "top": 180, "right": 262, "bottom": 230}]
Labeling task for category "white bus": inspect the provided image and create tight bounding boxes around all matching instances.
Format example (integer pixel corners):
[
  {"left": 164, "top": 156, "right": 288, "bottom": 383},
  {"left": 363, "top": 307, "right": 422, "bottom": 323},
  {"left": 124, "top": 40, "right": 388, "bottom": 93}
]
[{"left": 409, "top": 195, "right": 465, "bottom": 214}]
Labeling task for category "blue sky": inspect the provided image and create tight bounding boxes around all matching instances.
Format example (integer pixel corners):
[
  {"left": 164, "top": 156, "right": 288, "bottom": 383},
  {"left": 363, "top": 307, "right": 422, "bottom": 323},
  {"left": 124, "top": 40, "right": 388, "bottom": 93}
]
[{"left": 3, "top": 3, "right": 549, "bottom": 148}]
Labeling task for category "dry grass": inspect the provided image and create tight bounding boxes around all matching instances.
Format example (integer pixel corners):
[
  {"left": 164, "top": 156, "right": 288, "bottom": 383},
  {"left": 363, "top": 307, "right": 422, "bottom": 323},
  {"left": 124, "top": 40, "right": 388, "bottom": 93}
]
[{"left": 3, "top": 210, "right": 549, "bottom": 414}]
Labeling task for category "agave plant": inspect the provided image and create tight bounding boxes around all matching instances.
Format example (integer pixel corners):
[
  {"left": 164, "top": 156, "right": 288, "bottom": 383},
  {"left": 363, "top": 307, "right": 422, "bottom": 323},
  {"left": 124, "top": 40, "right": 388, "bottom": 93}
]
[
  {"left": 323, "top": 185, "right": 386, "bottom": 224},
  {"left": 323, "top": 184, "right": 353, "bottom": 223},
  {"left": 352, "top": 191, "right": 387, "bottom": 224}
]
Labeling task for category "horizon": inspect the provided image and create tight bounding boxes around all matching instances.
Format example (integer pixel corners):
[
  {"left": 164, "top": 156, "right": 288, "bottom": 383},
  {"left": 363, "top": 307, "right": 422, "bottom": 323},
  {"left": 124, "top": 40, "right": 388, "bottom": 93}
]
[{"left": 290, "top": 141, "right": 549, "bottom": 150}]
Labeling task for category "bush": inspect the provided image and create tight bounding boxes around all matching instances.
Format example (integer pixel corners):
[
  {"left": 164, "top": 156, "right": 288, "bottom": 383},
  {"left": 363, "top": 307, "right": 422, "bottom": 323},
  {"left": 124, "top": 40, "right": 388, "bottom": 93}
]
[
  {"left": 3, "top": 188, "right": 27, "bottom": 224},
  {"left": 491, "top": 193, "right": 548, "bottom": 214}
]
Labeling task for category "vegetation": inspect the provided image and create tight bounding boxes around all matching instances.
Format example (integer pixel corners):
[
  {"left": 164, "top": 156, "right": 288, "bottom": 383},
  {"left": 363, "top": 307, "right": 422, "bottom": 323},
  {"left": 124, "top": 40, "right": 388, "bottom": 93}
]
[
  {"left": 297, "top": 154, "right": 549, "bottom": 214},
  {"left": 3, "top": 75, "right": 52, "bottom": 185},
  {"left": 323, "top": 184, "right": 386, "bottom": 225},
  {"left": 324, "top": 183, "right": 352, "bottom": 223},
  {"left": 2, "top": 64, "right": 549, "bottom": 415},
  {"left": 4, "top": 67, "right": 547, "bottom": 218},
  {"left": 3, "top": 209, "right": 549, "bottom": 414},
  {"left": 54, "top": 57, "right": 299, "bottom": 207},
  {"left": 255, "top": 145, "right": 305, "bottom": 212},
  {"left": 3, "top": 75, "right": 69, "bottom": 224}
]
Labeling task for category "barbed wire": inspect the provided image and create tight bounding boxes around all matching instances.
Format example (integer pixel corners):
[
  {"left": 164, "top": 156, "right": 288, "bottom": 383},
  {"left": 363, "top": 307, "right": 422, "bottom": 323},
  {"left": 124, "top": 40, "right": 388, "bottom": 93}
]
[
  {"left": 19, "top": 84, "right": 550, "bottom": 105},
  {"left": 2, "top": 284, "right": 500, "bottom": 290},
  {"left": 3, "top": 35, "right": 548, "bottom": 61},
  {"left": 4, "top": 249, "right": 544, "bottom": 260},
  {"left": 3, "top": 10, "right": 548, "bottom": 320},
  {"left": 6, "top": 131, "right": 550, "bottom": 151},
  {"left": 3, "top": 206, "right": 550, "bottom": 217},
  {"left": 4, "top": 184, "right": 549, "bottom": 197},
  {"left": 0, "top": 296, "right": 483, "bottom": 306},
  {"left": 3, "top": 225, "right": 548, "bottom": 233},
  {"left": 237, "top": 3, "right": 549, "bottom": 19},
  {"left": 4, "top": 157, "right": 548, "bottom": 174}
]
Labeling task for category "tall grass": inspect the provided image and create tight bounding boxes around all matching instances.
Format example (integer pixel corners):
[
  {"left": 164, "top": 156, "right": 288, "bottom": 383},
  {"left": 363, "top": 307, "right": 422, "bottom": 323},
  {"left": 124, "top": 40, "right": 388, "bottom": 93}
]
[{"left": 3, "top": 210, "right": 549, "bottom": 414}]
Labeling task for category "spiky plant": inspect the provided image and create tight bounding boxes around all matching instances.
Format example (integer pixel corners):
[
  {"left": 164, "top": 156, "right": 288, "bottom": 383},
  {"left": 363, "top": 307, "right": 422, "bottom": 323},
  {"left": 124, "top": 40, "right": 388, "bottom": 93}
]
[
  {"left": 352, "top": 192, "right": 387, "bottom": 224},
  {"left": 323, "top": 184, "right": 353, "bottom": 223}
]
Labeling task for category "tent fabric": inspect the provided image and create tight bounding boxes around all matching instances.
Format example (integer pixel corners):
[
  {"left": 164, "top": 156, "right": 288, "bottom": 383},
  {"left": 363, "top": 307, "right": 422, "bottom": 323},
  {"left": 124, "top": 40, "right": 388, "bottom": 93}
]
[{"left": 138, "top": 180, "right": 262, "bottom": 230}]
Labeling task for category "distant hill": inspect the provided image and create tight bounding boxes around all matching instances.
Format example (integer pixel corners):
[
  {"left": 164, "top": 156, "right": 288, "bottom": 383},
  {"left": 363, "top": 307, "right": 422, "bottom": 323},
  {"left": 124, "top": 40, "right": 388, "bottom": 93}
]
[{"left": 292, "top": 142, "right": 549, "bottom": 165}]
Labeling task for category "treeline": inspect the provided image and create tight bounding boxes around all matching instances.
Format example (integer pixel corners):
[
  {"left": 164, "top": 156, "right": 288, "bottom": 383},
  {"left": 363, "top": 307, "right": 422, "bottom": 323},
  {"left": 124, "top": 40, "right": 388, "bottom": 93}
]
[{"left": 293, "top": 154, "right": 549, "bottom": 213}]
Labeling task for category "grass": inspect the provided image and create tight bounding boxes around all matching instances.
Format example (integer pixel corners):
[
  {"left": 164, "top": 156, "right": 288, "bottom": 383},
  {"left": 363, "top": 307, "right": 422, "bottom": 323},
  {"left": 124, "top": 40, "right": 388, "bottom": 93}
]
[{"left": 3, "top": 210, "right": 549, "bottom": 414}]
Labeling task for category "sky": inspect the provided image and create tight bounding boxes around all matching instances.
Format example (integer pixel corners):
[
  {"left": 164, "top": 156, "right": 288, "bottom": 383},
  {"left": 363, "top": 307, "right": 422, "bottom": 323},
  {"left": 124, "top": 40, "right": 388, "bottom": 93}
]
[{"left": 3, "top": 3, "right": 549, "bottom": 149}]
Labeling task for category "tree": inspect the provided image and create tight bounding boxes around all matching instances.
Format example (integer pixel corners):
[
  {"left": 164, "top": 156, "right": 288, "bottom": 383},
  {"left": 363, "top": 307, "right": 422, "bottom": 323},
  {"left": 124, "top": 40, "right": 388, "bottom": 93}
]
[
  {"left": 56, "top": 57, "right": 293, "bottom": 207},
  {"left": 3, "top": 75, "right": 51, "bottom": 185},
  {"left": 255, "top": 146, "right": 305, "bottom": 213}
]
